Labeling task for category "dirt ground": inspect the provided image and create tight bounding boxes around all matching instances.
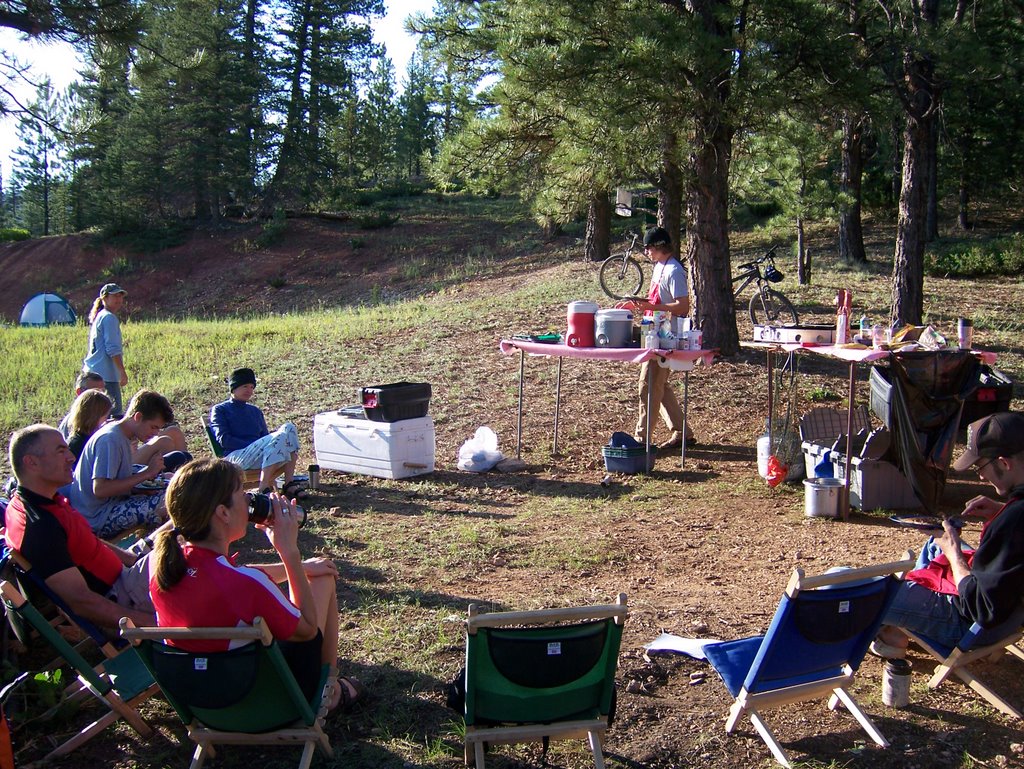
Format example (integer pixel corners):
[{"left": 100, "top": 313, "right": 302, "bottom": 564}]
[{"left": 2, "top": 203, "right": 1024, "bottom": 769}]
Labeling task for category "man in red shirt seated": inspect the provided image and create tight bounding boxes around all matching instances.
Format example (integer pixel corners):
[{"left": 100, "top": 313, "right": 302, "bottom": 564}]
[{"left": 4, "top": 424, "right": 156, "bottom": 630}]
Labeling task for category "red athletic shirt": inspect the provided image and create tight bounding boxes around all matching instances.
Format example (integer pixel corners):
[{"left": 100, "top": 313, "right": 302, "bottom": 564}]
[
  {"left": 4, "top": 487, "right": 123, "bottom": 592},
  {"left": 149, "top": 544, "right": 301, "bottom": 652}
]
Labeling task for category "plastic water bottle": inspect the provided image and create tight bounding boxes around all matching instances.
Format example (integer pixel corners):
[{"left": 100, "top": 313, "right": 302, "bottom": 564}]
[
  {"left": 644, "top": 323, "right": 657, "bottom": 349},
  {"left": 836, "top": 309, "right": 849, "bottom": 345},
  {"left": 859, "top": 315, "right": 870, "bottom": 338}
]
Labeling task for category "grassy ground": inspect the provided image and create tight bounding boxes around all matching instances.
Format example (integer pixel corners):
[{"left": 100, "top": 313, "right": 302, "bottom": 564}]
[{"left": 2, "top": 199, "right": 1024, "bottom": 769}]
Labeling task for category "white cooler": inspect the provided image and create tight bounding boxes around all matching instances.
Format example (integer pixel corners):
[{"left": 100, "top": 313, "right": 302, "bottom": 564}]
[{"left": 313, "top": 412, "right": 435, "bottom": 480}]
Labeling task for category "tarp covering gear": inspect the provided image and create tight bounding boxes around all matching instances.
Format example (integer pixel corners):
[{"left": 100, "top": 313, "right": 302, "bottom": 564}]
[{"left": 888, "top": 350, "right": 980, "bottom": 514}]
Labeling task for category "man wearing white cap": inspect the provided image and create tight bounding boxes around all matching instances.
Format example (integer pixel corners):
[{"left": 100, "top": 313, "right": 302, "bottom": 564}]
[
  {"left": 83, "top": 283, "right": 128, "bottom": 417},
  {"left": 871, "top": 411, "right": 1024, "bottom": 657}
]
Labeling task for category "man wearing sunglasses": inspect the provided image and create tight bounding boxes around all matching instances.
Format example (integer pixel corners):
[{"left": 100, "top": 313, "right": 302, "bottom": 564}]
[{"left": 871, "top": 411, "right": 1024, "bottom": 657}]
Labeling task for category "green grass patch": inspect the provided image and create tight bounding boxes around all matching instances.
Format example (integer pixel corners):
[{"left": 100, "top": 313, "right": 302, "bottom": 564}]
[
  {"left": 355, "top": 210, "right": 401, "bottom": 230},
  {"left": 0, "top": 227, "right": 30, "bottom": 242},
  {"left": 925, "top": 233, "right": 1024, "bottom": 277}
]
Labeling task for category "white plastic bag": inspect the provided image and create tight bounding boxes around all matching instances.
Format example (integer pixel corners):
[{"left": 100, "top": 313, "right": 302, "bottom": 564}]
[{"left": 457, "top": 426, "right": 504, "bottom": 472}]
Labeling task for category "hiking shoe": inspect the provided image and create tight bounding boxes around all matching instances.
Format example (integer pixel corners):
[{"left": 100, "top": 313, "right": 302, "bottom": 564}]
[{"left": 869, "top": 639, "right": 907, "bottom": 659}]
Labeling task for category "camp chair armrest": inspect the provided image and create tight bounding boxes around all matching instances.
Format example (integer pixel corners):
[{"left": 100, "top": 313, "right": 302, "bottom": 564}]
[
  {"left": 467, "top": 595, "right": 628, "bottom": 633},
  {"left": 0, "top": 580, "right": 26, "bottom": 609},
  {"left": 958, "top": 622, "right": 985, "bottom": 651},
  {"left": 793, "top": 558, "right": 915, "bottom": 593},
  {"left": 120, "top": 616, "right": 273, "bottom": 646}
]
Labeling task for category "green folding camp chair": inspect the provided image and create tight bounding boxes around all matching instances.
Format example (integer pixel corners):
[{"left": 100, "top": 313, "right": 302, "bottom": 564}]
[
  {"left": 199, "top": 416, "right": 264, "bottom": 486},
  {"left": 462, "top": 594, "right": 627, "bottom": 769},
  {"left": 5, "top": 548, "right": 125, "bottom": 660},
  {"left": 0, "top": 580, "right": 157, "bottom": 761},
  {"left": 120, "top": 617, "right": 333, "bottom": 769}
]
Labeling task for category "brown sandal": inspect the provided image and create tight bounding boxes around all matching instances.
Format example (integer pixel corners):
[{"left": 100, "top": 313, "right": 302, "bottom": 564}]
[
  {"left": 282, "top": 480, "right": 310, "bottom": 500},
  {"left": 333, "top": 676, "right": 368, "bottom": 711}
]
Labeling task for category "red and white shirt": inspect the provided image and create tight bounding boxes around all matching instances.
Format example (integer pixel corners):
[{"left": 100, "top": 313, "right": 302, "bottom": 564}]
[{"left": 150, "top": 544, "right": 300, "bottom": 652}]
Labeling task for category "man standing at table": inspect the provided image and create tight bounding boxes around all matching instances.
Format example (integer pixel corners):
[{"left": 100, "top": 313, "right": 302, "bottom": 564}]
[{"left": 630, "top": 226, "right": 695, "bottom": 451}]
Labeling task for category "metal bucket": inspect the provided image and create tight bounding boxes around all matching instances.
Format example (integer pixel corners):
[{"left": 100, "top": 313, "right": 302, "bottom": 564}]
[{"left": 804, "top": 477, "right": 843, "bottom": 518}]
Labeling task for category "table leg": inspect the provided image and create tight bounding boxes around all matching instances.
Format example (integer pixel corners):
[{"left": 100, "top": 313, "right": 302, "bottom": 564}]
[
  {"left": 645, "top": 363, "right": 653, "bottom": 474},
  {"left": 842, "top": 361, "right": 857, "bottom": 521},
  {"left": 553, "top": 356, "right": 562, "bottom": 455},
  {"left": 516, "top": 349, "right": 525, "bottom": 459},
  {"left": 680, "top": 370, "right": 689, "bottom": 467},
  {"left": 766, "top": 350, "right": 774, "bottom": 447}
]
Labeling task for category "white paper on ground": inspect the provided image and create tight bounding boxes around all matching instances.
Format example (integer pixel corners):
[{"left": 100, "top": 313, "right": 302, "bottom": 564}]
[{"left": 642, "top": 632, "right": 721, "bottom": 660}]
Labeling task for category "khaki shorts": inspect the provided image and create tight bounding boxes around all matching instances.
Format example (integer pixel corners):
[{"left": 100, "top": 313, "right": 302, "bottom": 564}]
[{"left": 106, "top": 553, "right": 154, "bottom": 613}]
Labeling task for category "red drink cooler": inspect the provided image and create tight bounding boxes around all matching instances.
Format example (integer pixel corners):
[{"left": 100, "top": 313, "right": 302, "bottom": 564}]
[{"left": 566, "top": 300, "right": 598, "bottom": 347}]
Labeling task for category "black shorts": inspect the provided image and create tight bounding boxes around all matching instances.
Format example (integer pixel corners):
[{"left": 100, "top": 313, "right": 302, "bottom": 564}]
[{"left": 278, "top": 629, "right": 324, "bottom": 702}]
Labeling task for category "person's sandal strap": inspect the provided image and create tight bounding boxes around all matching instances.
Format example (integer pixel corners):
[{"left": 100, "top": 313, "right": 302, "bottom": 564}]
[
  {"left": 282, "top": 480, "right": 309, "bottom": 499},
  {"left": 337, "top": 676, "right": 367, "bottom": 710}
]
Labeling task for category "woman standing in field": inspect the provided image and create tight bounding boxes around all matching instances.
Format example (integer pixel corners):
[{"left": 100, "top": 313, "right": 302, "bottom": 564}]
[{"left": 83, "top": 284, "right": 128, "bottom": 417}]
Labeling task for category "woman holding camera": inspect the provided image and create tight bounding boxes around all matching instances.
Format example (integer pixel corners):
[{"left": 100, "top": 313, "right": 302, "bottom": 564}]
[{"left": 149, "top": 458, "right": 365, "bottom": 710}]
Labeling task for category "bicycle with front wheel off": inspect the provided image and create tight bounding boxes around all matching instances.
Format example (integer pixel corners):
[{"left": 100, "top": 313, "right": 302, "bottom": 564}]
[
  {"left": 598, "top": 232, "right": 646, "bottom": 300},
  {"left": 734, "top": 245, "right": 799, "bottom": 326}
]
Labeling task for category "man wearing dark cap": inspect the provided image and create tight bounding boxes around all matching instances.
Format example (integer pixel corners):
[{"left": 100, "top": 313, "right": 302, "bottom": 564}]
[
  {"left": 871, "top": 412, "right": 1024, "bottom": 657},
  {"left": 209, "top": 367, "right": 304, "bottom": 497},
  {"left": 629, "top": 226, "right": 695, "bottom": 450}
]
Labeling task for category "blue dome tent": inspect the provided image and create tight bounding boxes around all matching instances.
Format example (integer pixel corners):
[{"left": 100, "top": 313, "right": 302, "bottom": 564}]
[{"left": 19, "top": 292, "right": 77, "bottom": 327}]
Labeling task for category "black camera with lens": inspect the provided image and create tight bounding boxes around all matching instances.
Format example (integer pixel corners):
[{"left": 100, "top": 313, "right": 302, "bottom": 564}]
[{"left": 246, "top": 492, "right": 307, "bottom": 528}]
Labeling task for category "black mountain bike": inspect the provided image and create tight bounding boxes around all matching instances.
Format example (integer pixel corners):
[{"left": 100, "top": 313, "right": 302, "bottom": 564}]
[
  {"left": 734, "top": 245, "right": 799, "bottom": 326},
  {"left": 598, "top": 232, "right": 645, "bottom": 300},
  {"left": 599, "top": 236, "right": 799, "bottom": 326}
]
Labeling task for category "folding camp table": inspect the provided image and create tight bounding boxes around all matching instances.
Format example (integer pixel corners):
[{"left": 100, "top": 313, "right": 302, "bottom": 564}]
[{"left": 499, "top": 339, "right": 716, "bottom": 469}]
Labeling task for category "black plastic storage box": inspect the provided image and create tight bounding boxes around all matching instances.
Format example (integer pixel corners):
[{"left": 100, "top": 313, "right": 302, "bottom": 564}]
[
  {"left": 960, "top": 366, "right": 1014, "bottom": 428},
  {"left": 360, "top": 382, "right": 432, "bottom": 422}
]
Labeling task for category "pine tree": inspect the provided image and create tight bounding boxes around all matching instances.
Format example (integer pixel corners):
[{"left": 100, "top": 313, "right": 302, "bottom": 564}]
[
  {"left": 11, "top": 80, "right": 64, "bottom": 235},
  {"left": 362, "top": 57, "right": 400, "bottom": 183},
  {"left": 397, "top": 53, "right": 436, "bottom": 179},
  {"left": 263, "top": 0, "right": 382, "bottom": 211}
]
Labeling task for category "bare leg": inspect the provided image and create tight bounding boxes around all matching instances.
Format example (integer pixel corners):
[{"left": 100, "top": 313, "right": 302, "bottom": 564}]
[
  {"left": 283, "top": 451, "right": 298, "bottom": 485},
  {"left": 160, "top": 424, "right": 188, "bottom": 453},
  {"left": 308, "top": 574, "right": 340, "bottom": 665},
  {"left": 308, "top": 573, "right": 346, "bottom": 708},
  {"left": 877, "top": 625, "right": 909, "bottom": 649},
  {"left": 258, "top": 461, "right": 286, "bottom": 491},
  {"left": 133, "top": 434, "right": 173, "bottom": 465}
]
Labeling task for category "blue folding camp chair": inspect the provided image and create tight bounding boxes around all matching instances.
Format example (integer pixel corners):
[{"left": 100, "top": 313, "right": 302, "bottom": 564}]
[
  {"left": 894, "top": 545, "right": 1024, "bottom": 719},
  {"left": 702, "top": 560, "right": 913, "bottom": 768}
]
